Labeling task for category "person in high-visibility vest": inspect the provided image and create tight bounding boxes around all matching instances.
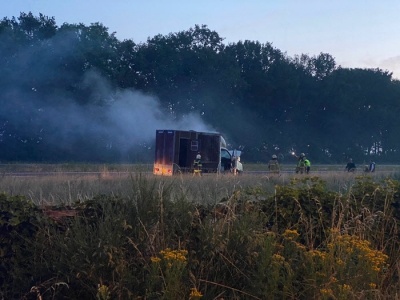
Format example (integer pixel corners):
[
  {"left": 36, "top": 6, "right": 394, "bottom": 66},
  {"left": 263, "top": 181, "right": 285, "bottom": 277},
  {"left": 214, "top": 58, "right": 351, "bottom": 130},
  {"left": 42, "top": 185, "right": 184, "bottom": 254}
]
[
  {"left": 295, "top": 153, "right": 306, "bottom": 174},
  {"left": 193, "top": 153, "right": 202, "bottom": 176},
  {"left": 303, "top": 157, "right": 311, "bottom": 174},
  {"left": 268, "top": 154, "right": 280, "bottom": 174}
]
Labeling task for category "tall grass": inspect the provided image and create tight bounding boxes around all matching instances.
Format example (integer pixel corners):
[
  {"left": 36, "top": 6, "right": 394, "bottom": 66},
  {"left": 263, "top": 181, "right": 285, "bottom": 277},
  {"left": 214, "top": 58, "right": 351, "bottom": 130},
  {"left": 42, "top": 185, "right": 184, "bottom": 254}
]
[
  {"left": 1, "top": 171, "right": 400, "bottom": 299},
  {"left": 0, "top": 170, "right": 394, "bottom": 205}
]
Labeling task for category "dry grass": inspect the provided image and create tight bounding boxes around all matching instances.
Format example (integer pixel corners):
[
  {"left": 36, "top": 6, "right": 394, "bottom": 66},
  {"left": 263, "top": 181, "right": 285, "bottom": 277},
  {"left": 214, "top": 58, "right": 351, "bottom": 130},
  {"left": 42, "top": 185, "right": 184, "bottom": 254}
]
[
  {"left": 0, "top": 165, "right": 397, "bottom": 206},
  {"left": 0, "top": 163, "right": 153, "bottom": 173},
  {"left": 1, "top": 162, "right": 400, "bottom": 173},
  {"left": 2, "top": 166, "right": 400, "bottom": 299}
]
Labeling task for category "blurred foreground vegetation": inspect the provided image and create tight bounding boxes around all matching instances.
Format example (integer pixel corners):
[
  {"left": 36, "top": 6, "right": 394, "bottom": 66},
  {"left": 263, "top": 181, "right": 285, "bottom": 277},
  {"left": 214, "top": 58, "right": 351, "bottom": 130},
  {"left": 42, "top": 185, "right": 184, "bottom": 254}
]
[{"left": 2, "top": 173, "right": 400, "bottom": 299}]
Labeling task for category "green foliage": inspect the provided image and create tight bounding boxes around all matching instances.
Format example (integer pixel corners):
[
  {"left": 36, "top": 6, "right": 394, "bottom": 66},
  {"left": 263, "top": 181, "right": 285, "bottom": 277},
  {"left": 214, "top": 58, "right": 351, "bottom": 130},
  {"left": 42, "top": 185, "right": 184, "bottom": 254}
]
[
  {"left": 263, "top": 176, "right": 337, "bottom": 248},
  {"left": 0, "top": 192, "right": 53, "bottom": 299},
  {"left": 3, "top": 172, "right": 400, "bottom": 298},
  {"left": 2, "top": 13, "right": 400, "bottom": 163}
]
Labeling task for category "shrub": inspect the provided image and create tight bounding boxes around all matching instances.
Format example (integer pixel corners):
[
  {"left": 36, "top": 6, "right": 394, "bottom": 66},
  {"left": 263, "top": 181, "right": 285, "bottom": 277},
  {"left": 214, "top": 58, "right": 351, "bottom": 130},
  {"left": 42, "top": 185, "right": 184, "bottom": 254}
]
[{"left": 2, "top": 175, "right": 400, "bottom": 299}]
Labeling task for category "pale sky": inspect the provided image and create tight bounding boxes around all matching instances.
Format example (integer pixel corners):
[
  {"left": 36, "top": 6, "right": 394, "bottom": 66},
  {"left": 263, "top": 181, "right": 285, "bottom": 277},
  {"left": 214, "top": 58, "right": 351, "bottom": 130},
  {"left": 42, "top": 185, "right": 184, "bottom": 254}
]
[{"left": 3, "top": 0, "right": 400, "bottom": 79}]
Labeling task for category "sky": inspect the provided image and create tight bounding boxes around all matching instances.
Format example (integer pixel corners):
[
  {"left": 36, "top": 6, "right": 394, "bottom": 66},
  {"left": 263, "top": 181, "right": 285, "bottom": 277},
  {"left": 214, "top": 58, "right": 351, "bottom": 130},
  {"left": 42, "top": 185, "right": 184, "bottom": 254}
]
[{"left": 2, "top": 0, "right": 400, "bottom": 79}]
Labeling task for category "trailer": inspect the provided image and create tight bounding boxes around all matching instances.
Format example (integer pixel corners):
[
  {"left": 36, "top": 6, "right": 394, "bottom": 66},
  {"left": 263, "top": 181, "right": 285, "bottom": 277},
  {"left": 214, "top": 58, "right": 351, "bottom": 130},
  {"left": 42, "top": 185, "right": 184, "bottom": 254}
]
[{"left": 153, "top": 130, "right": 243, "bottom": 176}]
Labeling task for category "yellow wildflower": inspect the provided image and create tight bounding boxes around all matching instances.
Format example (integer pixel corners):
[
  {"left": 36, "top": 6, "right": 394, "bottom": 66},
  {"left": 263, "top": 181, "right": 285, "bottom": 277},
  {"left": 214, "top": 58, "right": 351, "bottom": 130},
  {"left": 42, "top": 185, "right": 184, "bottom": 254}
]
[
  {"left": 282, "top": 229, "right": 300, "bottom": 240},
  {"left": 272, "top": 254, "right": 285, "bottom": 262},
  {"left": 189, "top": 287, "right": 203, "bottom": 299},
  {"left": 369, "top": 283, "right": 377, "bottom": 289},
  {"left": 320, "top": 288, "right": 333, "bottom": 296},
  {"left": 341, "top": 284, "right": 351, "bottom": 291},
  {"left": 150, "top": 256, "right": 161, "bottom": 263}
]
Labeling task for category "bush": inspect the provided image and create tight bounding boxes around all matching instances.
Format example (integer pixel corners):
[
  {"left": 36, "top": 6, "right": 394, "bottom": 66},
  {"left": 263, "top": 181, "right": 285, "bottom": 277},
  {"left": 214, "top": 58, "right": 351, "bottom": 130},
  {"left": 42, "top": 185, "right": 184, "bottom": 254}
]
[{"left": 1, "top": 175, "right": 400, "bottom": 299}]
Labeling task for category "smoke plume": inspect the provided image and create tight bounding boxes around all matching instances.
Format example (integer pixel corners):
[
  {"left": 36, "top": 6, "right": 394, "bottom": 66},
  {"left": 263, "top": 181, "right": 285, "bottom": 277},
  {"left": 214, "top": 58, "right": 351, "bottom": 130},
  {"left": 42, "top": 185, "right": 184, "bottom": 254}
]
[{"left": 0, "top": 29, "right": 213, "bottom": 162}]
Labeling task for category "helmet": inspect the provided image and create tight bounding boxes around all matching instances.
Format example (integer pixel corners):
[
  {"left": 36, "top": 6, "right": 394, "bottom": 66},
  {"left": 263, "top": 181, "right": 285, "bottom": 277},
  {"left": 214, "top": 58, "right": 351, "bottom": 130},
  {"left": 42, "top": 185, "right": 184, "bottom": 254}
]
[
  {"left": 300, "top": 153, "right": 305, "bottom": 157},
  {"left": 272, "top": 154, "right": 277, "bottom": 159},
  {"left": 196, "top": 154, "right": 201, "bottom": 159}
]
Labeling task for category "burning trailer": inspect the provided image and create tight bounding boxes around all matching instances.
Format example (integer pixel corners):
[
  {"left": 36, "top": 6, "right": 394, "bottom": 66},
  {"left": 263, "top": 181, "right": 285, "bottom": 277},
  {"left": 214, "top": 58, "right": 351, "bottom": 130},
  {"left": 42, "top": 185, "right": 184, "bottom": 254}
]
[{"left": 153, "top": 130, "right": 243, "bottom": 175}]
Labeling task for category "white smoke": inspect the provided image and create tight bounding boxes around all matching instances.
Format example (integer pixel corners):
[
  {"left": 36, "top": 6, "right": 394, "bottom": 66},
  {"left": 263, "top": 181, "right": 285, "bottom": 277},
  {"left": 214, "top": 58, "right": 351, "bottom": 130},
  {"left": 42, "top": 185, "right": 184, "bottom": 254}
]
[
  {"left": 0, "top": 28, "right": 215, "bottom": 162},
  {"left": 39, "top": 72, "right": 215, "bottom": 161},
  {"left": 107, "top": 88, "right": 214, "bottom": 147}
]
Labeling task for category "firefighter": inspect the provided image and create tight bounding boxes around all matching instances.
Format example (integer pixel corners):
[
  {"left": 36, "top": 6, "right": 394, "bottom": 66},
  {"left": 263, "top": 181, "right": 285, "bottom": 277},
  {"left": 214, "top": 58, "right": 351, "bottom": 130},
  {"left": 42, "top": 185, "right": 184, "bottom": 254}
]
[
  {"left": 268, "top": 154, "right": 280, "bottom": 174},
  {"left": 294, "top": 152, "right": 305, "bottom": 161},
  {"left": 345, "top": 159, "right": 356, "bottom": 172},
  {"left": 193, "top": 153, "right": 202, "bottom": 176},
  {"left": 303, "top": 157, "right": 311, "bottom": 174},
  {"left": 295, "top": 153, "right": 306, "bottom": 174},
  {"left": 364, "top": 160, "right": 376, "bottom": 172}
]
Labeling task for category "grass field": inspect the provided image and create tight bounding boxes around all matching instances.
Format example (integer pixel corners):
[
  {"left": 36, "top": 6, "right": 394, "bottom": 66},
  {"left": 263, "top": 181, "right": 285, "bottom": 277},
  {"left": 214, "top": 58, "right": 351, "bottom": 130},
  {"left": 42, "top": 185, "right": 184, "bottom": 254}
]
[
  {"left": 0, "top": 163, "right": 398, "bottom": 206},
  {"left": 0, "top": 162, "right": 399, "bottom": 173},
  {"left": 2, "top": 163, "right": 400, "bottom": 299}
]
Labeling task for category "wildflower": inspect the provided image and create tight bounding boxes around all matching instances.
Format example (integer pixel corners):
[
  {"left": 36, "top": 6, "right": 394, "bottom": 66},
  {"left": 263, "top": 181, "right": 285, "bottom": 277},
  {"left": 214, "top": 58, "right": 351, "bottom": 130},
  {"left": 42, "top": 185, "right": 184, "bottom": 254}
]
[
  {"left": 316, "top": 271, "right": 327, "bottom": 277},
  {"left": 320, "top": 288, "right": 333, "bottom": 296},
  {"left": 295, "top": 242, "right": 306, "bottom": 250},
  {"left": 272, "top": 254, "right": 285, "bottom": 262},
  {"left": 189, "top": 287, "right": 203, "bottom": 299},
  {"left": 372, "top": 266, "right": 381, "bottom": 272},
  {"left": 282, "top": 229, "right": 300, "bottom": 240},
  {"left": 159, "top": 249, "right": 188, "bottom": 263},
  {"left": 341, "top": 284, "right": 351, "bottom": 291},
  {"left": 150, "top": 256, "right": 161, "bottom": 263},
  {"left": 330, "top": 228, "right": 340, "bottom": 234},
  {"left": 338, "top": 284, "right": 351, "bottom": 297},
  {"left": 97, "top": 284, "right": 110, "bottom": 300},
  {"left": 311, "top": 250, "right": 326, "bottom": 260},
  {"left": 336, "top": 258, "right": 345, "bottom": 265}
]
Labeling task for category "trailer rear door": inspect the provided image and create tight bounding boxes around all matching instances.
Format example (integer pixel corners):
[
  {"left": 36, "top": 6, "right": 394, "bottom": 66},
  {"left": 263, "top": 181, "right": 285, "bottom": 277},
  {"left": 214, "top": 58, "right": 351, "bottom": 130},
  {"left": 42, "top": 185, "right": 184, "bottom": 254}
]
[{"left": 154, "top": 130, "right": 175, "bottom": 175}]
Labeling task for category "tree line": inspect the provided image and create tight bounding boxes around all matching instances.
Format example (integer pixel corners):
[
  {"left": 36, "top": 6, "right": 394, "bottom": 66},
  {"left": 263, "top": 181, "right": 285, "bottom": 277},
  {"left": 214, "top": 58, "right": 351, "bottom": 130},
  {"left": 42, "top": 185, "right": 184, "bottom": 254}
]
[{"left": 1, "top": 12, "right": 400, "bottom": 164}]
